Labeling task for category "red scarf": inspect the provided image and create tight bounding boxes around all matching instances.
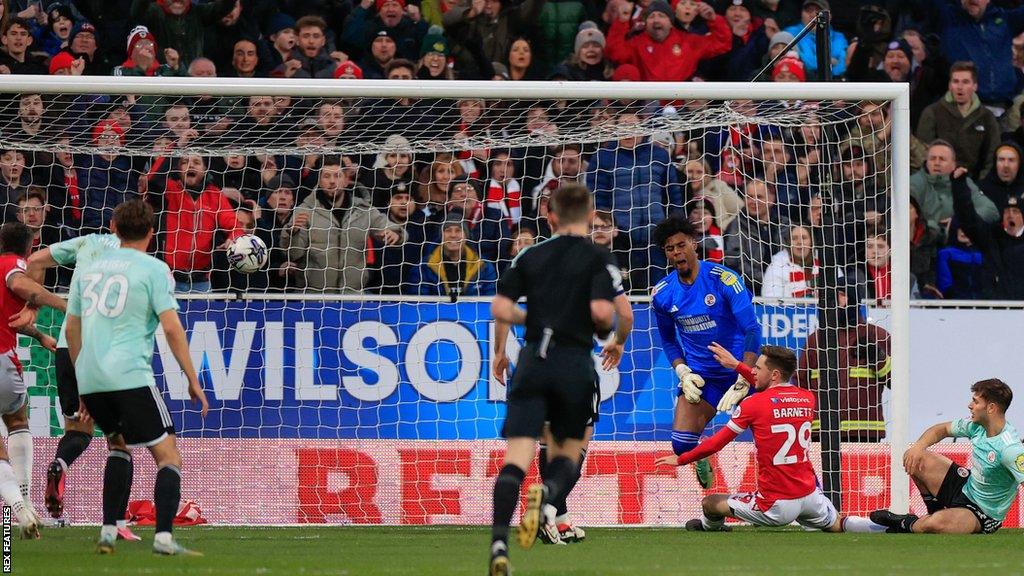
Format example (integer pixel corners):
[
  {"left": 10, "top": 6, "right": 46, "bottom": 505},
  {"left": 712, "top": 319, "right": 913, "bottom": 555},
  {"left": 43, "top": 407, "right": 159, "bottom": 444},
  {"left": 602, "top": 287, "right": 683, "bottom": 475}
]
[
  {"left": 868, "top": 264, "right": 891, "bottom": 300},
  {"left": 65, "top": 169, "right": 81, "bottom": 222}
]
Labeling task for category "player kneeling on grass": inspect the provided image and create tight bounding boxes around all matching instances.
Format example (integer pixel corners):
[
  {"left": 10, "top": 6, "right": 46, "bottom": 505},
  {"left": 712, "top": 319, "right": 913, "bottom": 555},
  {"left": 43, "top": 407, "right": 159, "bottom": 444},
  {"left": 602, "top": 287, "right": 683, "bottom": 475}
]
[
  {"left": 871, "top": 379, "right": 1024, "bottom": 534},
  {"left": 656, "top": 343, "right": 885, "bottom": 534},
  {"left": 65, "top": 200, "right": 209, "bottom": 555}
]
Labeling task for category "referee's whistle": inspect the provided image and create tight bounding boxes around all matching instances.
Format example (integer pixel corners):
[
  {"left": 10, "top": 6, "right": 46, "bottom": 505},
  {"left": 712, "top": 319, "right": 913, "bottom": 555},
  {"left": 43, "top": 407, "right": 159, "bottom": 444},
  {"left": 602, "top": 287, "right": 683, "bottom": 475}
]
[{"left": 538, "top": 327, "right": 554, "bottom": 360}]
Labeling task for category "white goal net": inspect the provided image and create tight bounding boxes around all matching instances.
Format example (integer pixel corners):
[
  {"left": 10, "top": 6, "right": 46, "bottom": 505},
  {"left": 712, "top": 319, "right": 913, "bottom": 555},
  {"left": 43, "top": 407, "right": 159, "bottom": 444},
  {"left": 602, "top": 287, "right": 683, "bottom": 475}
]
[{"left": 1, "top": 77, "right": 909, "bottom": 525}]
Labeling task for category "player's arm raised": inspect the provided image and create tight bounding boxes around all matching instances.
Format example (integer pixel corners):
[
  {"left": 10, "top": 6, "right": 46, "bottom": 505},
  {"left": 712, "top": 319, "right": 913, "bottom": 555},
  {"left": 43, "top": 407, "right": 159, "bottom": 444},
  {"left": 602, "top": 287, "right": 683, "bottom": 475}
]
[
  {"left": 903, "top": 421, "right": 953, "bottom": 475},
  {"left": 159, "top": 310, "right": 208, "bottom": 417}
]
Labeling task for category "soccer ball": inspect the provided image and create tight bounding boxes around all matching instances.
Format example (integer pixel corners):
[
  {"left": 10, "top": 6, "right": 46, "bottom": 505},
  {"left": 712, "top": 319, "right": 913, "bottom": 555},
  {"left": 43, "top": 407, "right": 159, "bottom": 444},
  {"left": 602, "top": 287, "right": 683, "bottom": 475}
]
[{"left": 227, "top": 234, "right": 269, "bottom": 273}]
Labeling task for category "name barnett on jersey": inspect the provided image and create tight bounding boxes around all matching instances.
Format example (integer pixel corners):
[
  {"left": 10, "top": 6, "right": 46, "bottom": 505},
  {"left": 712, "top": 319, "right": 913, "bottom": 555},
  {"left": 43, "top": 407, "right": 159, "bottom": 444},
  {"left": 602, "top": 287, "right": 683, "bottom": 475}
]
[{"left": 769, "top": 395, "right": 814, "bottom": 420}]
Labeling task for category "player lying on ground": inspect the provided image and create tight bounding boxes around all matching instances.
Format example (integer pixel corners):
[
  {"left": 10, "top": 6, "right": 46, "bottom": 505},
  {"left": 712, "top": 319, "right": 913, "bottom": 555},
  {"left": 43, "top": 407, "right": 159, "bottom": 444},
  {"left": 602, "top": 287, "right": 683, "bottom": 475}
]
[
  {"left": 493, "top": 264, "right": 634, "bottom": 546},
  {"left": 656, "top": 343, "right": 885, "bottom": 533},
  {"left": 487, "top": 184, "right": 621, "bottom": 576},
  {"left": 0, "top": 222, "right": 67, "bottom": 538},
  {"left": 25, "top": 233, "right": 143, "bottom": 539},
  {"left": 651, "top": 216, "right": 762, "bottom": 489},
  {"left": 65, "top": 200, "right": 209, "bottom": 556},
  {"left": 871, "top": 378, "right": 1023, "bottom": 534}
]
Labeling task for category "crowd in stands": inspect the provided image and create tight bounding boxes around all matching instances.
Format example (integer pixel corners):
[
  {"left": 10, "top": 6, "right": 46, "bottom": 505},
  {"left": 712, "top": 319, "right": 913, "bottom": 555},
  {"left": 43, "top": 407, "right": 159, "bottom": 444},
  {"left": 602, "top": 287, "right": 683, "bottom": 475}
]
[{"left": 1, "top": 0, "right": 1024, "bottom": 300}]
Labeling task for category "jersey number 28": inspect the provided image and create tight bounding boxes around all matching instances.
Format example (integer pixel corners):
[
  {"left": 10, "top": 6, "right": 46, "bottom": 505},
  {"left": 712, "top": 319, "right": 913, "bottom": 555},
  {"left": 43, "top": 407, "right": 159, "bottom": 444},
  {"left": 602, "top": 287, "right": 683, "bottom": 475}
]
[
  {"left": 770, "top": 421, "right": 812, "bottom": 465},
  {"left": 81, "top": 274, "right": 129, "bottom": 318}
]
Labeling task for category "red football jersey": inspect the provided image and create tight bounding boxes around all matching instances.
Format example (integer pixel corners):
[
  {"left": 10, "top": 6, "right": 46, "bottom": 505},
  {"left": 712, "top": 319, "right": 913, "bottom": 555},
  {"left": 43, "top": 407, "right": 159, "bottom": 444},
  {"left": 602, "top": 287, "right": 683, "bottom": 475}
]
[
  {"left": 0, "top": 254, "right": 27, "bottom": 353},
  {"left": 727, "top": 384, "right": 818, "bottom": 509}
]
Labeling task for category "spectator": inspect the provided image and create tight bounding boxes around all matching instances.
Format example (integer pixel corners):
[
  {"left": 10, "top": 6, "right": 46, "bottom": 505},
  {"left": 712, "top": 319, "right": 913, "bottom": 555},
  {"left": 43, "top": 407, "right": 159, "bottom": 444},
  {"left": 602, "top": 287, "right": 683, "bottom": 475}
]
[
  {"left": 208, "top": 154, "right": 262, "bottom": 203},
  {"left": 531, "top": 144, "right": 586, "bottom": 213},
  {"left": 911, "top": 139, "right": 998, "bottom": 232},
  {"left": 358, "top": 28, "right": 397, "bottom": 79},
  {"left": 112, "top": 24, "right": 183, "bottom": 76},
  {"left": 257, "top": 175, "right": 299, "bottom": 292},
  {"left": 37, "top": 2, "right": 77, "bottom": 56},
  {"left": 417, "top": 153, "right": 463, "bottom": 220},
  {"left": 0, "top": 18, "right": 46, "bottom": 74},
  {"left": 79, "top": 119, "right": 139, "bottom": 234},
  {"left": 797, "top": 277, "right": 892, "bottom": 442},
  {"left": 275, "top": 15, "right": 337, "bottom": 78},
  {"left": 341, "top": 0, "right": 427, "bottom": 62},
  {"left": 910, "top": 195, "right": 942, "bottom": 298},
  {"left": 201, "top": 0, "right": 272, "bottom": 73},
  {"left": 952, "top": 166, "right": 1024, "bottom": 299},
  {"left": 936, "top": 223, "right": 992, "bottom": 299},
  {"left": 782, "top": 0, "right": 847, "bottom": 79},
  {"left": 683, "top": 158, "right": 741, "bottom": 230},
  {"left": 444, "top": 0, "right": 545, "bottom": 77},
  {"left": 688, "top": 198, "right": 724, "bottom": 264},
  {"left": 978, "top": 142, "right": 1024, "bottom": 211},
  {"left": 257, "top": 11, "right": 295, "bottom": 76},
  {"left": 724, "top": 178, "right": 790, "bottom": 294},
  {"left": 921, "top": 0, "right": 1024, "bottom": 106},
  {"left": 447, "top": 174, "right": 509, "bottom": 262},
  {"left": 605, "top": 0, "right": 731, "bottom": 81},
  {"left": 16, "top": 188, "right": 72, "bottom": 289},
  {"left": 534, "top": 4, "right": 591, "bottom": 78},
  {"left": 50, "top": 136, "right": 82, "bottom": 230},
  {"left": 587, "top": 111, "right": 683, "bottom": 289},
  {"left": 483, "top": 150, "right": 522, "bottom": 226},
  {"left": 590, "top": 208, "right": 632, "bottom": 292},
  {"left": 281, "top": 155, "right": 404, "bottom": 293},
  {"left": 408, "top": 214, "right": 497, "bottom": 298},
  {"left": 550, "top": 22, "right": 612, "bottom": 81},
  {"left": 847, "top": 37, "right": 945, "bottom": 132},
  {"left": 861, "top": 234, "right": 891, "bottom": 300},
  {"left": 374, "top": 184, "right": 430, "bottom": 293},
  {"left": 334, "top": 60, "right": 363, "bottom": 79},
  {"left": 916, "top": 61, "right": 1001, "bottom": 179},
  {"left": 771, "top": 52, "right": 805, "bottom": 82},
  {"left": 762, "top": 224, "right": 818, "bottom": 299},
  {"left": 67, "top": 22, "right": 112, "bottom": 75},
  {"left": 510, "top": 225, "right": 535, "bottom": 259},
  {"left": 360, "top": 134, "right": 415, "bottom": 210},
  {"left": 525, "top": 185, "right": 553, "bottom": 240},
  {"left": 758, "top": 132, "right": 807, "bottom": 222},
  {"left": 417, "top": 31, "right": 452, "bottom": 80},
  {"left": 130, "top": 0, "right": 236, "bottom": 66},
  {"left": 749, "top": 0, "right": 801, "bottom": 30},
  {"left": 701, "top": 0, "right": 772, "bottom": 82},
  {"left": 148, "top": 154, "right": 243, "bottom": 293},
  {"left": 0, "top": 149, "right": 28, "bottom": 224},
  {"left": 505, "top": 37, "right": 537, "bottom": 80},
  {"left": 228, "top": 38, "right": 259, "bottom": 78}
]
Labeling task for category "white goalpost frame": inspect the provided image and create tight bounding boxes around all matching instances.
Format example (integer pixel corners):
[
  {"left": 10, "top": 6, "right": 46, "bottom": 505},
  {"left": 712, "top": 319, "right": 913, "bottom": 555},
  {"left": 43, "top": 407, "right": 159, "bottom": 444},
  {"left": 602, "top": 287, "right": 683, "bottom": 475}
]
[{"left": 0, "top": 76, "right": 912, "bottom": 517}]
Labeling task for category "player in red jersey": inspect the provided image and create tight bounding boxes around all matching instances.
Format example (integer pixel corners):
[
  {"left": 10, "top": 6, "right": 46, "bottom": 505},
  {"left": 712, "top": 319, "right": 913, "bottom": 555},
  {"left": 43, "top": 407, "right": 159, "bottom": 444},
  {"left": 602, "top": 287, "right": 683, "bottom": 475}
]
[
  {"left": 0, "top": 222, "right": 68, "bottom": 538},
  {"left": 657, "top": 343, "right": 885, "bottom": 533}
]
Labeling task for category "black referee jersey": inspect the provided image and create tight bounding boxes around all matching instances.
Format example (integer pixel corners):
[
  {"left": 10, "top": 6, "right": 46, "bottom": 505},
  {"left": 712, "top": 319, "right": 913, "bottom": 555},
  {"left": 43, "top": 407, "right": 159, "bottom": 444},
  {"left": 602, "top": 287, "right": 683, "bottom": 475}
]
[{"left": 496, "top": 234, "right": 622, "bottom": 348}]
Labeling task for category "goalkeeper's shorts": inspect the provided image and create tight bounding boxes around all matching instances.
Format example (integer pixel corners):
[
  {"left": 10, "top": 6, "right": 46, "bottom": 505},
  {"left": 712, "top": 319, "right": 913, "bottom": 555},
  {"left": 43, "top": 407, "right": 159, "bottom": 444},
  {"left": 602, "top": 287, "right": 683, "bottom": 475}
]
[{"left": 727, "top": 488, "right": 838, "bottom": 530}]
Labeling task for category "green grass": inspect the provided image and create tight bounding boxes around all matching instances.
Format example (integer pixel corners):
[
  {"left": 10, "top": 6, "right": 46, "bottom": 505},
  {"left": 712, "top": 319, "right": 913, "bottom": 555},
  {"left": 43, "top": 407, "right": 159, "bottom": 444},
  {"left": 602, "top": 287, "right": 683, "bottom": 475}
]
[{"left": 10, "top": 525, "right": 1024, "bottom": 575}]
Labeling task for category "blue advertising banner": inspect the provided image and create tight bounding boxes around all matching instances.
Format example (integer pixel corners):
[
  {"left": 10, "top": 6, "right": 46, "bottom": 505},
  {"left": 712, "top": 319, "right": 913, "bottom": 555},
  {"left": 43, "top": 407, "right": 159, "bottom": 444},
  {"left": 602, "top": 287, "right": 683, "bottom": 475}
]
[{"left": 156, "top": 301, "right": 819, "bottom": 441}]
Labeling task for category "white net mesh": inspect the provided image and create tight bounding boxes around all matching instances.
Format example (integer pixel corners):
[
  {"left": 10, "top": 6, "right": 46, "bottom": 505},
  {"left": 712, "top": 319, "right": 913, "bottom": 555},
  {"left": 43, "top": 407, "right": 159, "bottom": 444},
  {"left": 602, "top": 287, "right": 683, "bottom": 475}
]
[{"left": 3, "top": 81, "right": 901, "bottom": 525}]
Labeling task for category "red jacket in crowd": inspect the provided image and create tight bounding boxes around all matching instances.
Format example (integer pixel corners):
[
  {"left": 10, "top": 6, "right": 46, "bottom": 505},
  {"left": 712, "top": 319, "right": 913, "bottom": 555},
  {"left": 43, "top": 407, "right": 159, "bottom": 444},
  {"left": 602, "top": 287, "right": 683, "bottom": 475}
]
[
  {"left": 605, "top": 15, "right": 733, "bottom": 82},
  {"left": 160, "top": 179, "right": 243, "bottom": 273}
]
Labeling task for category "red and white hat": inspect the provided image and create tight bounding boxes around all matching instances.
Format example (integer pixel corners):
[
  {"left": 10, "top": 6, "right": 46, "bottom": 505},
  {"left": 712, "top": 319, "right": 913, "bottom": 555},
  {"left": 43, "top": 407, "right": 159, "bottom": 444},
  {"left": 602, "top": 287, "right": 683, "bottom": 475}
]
[{"left": 126, "top": 25, "right": 157, "bottom": 56}]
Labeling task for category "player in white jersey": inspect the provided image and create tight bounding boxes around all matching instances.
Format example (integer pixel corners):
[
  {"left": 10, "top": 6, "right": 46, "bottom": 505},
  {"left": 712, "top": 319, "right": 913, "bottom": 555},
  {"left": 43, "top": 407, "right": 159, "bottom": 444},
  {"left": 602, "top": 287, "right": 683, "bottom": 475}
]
[
  {"left": 65, "top": 200, "right": 208, "bottom": 555},
  {"left": 25, "top": 234, "right": 141, "bottom": 538}
]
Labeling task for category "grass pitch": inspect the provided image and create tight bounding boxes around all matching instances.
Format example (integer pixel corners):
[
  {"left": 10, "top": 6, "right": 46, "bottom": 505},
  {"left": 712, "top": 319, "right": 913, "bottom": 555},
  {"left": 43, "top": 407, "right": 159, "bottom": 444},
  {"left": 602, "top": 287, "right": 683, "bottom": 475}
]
[{"left": 10, "top": 525, "right": 1022, "bottom": 575}]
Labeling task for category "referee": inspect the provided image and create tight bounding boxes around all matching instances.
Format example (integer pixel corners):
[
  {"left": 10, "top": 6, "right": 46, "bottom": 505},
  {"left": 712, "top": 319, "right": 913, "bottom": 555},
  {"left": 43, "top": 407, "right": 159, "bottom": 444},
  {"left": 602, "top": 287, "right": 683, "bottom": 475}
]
[{"left": 488, "top": 184, "right": 622, "bottom": 576}]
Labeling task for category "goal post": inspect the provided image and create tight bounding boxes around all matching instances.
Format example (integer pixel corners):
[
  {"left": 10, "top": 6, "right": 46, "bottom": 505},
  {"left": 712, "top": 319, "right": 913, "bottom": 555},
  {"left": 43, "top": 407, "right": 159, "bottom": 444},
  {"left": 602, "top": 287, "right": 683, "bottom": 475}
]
[{"left": 0, "top": 76, "right": 910, "bottom": 524}]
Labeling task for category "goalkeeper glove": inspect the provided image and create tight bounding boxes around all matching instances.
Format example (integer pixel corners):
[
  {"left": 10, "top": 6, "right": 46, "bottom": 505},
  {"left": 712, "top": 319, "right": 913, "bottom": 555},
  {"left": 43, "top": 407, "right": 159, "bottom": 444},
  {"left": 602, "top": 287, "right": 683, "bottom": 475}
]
[
  {"left": 716, "top": 375, "right": 750, "bottom": 412},
  {"left": 675, "top": 364, "right": 705, "bottom": 404}
]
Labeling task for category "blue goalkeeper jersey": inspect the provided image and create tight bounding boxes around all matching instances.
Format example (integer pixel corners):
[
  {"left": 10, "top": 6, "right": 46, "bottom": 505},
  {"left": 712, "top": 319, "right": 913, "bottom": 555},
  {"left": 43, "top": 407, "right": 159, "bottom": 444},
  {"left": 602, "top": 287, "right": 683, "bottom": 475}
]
[{"left": 651, "top": 262, "right": 761, "bottom": 381}]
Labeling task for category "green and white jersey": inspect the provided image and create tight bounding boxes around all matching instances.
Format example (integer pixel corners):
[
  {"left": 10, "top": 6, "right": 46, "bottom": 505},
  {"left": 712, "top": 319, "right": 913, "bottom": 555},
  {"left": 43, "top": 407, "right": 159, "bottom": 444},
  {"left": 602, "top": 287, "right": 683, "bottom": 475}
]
[
  {"left": 950, "top": 418, "right": 1024, "bottom": 521},
  {"left": 49, "top": 234, "right": 121, "bottom": 349},
  {"left": 67, "top": 247, "right": 178, "bottom": 395}
]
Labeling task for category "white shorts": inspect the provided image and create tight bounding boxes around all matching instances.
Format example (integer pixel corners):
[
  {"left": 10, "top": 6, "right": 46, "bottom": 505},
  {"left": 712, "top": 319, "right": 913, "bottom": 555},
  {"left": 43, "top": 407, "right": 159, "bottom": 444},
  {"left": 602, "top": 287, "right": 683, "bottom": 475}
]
[
  {"left": 0, "top": 352, "right": 26, "bottom": 415},
  {"left": 727, "top": 488, "right": 838, "bottom": 530}
]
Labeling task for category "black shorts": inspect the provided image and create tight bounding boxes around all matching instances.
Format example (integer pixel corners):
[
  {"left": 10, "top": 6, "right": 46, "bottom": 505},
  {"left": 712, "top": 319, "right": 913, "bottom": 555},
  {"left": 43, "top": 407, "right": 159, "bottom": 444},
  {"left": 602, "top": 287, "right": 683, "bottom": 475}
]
[
  {"left": 503, "top": 343, "right": 597, "bottom": 442},
  {"left": 54, "top": 348, "right": 80, "bottom": 417},
  {"left": 81, "top": 386, "right": 176, "bottom": 448},
  {"left": 936, "top": 462, "right": 1003, "bottom": 534}
]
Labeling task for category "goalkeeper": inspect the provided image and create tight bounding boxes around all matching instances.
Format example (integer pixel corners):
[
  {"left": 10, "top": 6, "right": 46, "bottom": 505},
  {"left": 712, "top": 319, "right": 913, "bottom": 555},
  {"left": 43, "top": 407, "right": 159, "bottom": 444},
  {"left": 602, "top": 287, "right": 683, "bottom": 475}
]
[{"left": 651, "top": 216, "right": 761, "bottom": 489}]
